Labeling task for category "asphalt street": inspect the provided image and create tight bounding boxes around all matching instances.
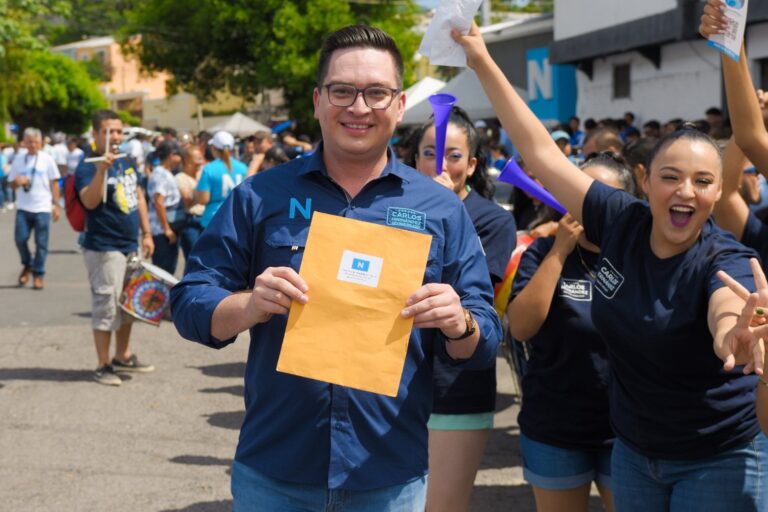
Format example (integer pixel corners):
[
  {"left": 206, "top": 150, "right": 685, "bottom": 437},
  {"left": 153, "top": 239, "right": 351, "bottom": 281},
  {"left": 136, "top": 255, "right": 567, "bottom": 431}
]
[{"left": 0, "top": 208, "right": 603, "bottom": 511}]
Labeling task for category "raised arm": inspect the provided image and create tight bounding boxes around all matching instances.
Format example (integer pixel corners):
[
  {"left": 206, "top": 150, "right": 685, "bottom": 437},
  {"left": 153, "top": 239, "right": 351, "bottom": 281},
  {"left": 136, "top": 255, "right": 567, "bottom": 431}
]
[
  {"left": 452, "top": 23, "right": 592, "bottom": 223},
  {"left": 701, "top": 1, "right": 768, "bottom": 172},
  {"left": 508, "top": 215, "right": 582, "bottom": 341},
  {"left": 759, "top": 352, "right": 768, "bottom": 434},
  {"left": 712, "top": 138, "right": 750, "bottom": 240}
]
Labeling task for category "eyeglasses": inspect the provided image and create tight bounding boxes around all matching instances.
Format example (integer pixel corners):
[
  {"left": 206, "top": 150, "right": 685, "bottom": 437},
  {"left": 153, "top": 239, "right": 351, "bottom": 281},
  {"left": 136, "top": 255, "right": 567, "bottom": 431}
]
[{"left": 323, "top": 83, "right": 401, "bottom": 110}]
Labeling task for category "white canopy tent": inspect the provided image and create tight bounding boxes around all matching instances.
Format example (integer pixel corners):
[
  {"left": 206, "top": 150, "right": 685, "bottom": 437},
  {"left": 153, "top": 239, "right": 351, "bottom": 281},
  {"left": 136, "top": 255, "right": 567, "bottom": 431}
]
[
  {"left": 206, "top": 112, "right": 270, "bottom": 137},
  {"left": 400, "top": 69, "right": 527, "bottom": 125},
  {"left": 403, "top": 76, "right": 446, "bottom": 113}
]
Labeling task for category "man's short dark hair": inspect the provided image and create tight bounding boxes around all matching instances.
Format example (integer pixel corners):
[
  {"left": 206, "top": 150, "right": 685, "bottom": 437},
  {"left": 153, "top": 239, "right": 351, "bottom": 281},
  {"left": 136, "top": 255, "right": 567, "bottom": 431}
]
[
  {"left": 643, "top": 120, "right": 661, "bottom": 131},
  {"left": 584, "top": 127, "right": 624, "bottom": 152},
  {"left": 317, "top": 25, "right": 404, "bottom": 88},
  {"left": 706, "top": 107, "right": 723, "bottom": 117},
  {"left": 92, "top": 109, "right": 120, "bottom": 131}
]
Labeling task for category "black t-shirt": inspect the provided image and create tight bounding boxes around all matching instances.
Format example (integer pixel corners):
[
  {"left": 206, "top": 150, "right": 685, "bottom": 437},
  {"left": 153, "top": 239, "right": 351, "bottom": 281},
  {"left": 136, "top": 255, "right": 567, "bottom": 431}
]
[
  {"left": 741, "top": 210, "right": 768, "bottom": 261},
  {"left": 76, "top": 157, "right": 141, "bottom": 254},
  {"left": 583, "top": 181, "right": 760, "bottom": 459},
  {"left": 432, "top": 190, "right": 517, "bottom": 415},
  {"left": 512, "top": 237, "right": 613, "bottom": 449}
]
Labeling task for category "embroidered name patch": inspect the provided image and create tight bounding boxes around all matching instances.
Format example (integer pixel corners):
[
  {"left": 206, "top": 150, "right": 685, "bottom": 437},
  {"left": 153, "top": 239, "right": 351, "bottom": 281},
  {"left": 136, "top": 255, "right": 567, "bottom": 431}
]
[
  {"left": 386, "top": 207, "right": 427, "bottom": 231},
  {"left": 594, "top": 258, "right": 625, "bottom": 299},
  {"left": 559, "top": 279, "right": 592, "bottom": 301}
]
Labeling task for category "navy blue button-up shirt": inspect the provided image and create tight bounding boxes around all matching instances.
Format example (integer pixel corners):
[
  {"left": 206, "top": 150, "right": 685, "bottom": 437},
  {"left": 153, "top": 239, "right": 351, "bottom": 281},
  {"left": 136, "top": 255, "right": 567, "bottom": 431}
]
[{"left": 170, "top": 147, "right": 502, "bottom": 491}]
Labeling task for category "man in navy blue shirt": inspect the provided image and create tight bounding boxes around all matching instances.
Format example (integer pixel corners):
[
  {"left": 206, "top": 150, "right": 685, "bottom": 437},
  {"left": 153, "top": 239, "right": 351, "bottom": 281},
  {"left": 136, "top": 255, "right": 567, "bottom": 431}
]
[{"left": 171, "top": 25, "right": 501, "bottom": 510}]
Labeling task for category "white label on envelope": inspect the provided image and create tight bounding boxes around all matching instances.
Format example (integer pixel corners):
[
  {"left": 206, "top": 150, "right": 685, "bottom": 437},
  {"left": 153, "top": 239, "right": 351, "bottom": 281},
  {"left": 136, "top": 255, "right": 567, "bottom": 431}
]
[{"left": 337, "top": 250, "right": 384, "bottom": 288}]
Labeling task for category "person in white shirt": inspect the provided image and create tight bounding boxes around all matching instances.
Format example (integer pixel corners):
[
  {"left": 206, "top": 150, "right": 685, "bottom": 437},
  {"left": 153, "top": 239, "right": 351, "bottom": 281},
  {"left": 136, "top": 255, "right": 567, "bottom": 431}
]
[
  {"left": 66, "top": 138, "right": 84, "bottom": 176},
  {"left": 51, "top": 132, "right": 69, "bottom": 177},
  {"left": 9, "top": 127, "right": 61, "bottom": 290}
]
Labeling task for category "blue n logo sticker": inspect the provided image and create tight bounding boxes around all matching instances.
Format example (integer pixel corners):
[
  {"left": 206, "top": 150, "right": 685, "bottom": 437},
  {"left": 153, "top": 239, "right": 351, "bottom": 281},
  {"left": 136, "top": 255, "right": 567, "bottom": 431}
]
[
  {"left": 289, "top": 197, "right": 312, "bottom": 220},
  {"left": 352, "top": 258, "right": 370, "bottom": 272}
]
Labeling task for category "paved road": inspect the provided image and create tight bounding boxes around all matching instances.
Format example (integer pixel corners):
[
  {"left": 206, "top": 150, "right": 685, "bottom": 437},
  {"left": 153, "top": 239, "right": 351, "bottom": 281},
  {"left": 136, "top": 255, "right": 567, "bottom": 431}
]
[{"left": 0, "top": 210, "right": 602, "bottom": 511}]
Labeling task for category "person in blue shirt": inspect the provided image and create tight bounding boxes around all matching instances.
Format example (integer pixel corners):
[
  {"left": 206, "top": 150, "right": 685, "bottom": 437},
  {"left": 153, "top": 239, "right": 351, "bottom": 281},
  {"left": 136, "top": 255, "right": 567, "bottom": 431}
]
[
  {"left": 76, "top": 110, "right": 155, "bottom": 386},
  {"left": 568, "top": 116, "right": 585, "bottom": 149},
  {"left": 194, "top": 130, "right": 247, "bottom": 228},
  {"left": 170, "top": 25, "right": 501, "bottom": 511},
  {"left": 408, "top": 105, "right": 516, "bottom": 512},
  {"left": 508, "top": 153, "right": 635, "bottom": 512},
  {"left": 457, "top": 22, "right": 767, "bottom": 512}
]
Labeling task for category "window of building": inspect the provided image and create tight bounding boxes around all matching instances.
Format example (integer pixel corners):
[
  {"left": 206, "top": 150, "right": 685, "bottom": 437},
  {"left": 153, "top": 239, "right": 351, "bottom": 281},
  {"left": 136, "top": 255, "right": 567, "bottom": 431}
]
[{"left": 613, "top": 63, "right": 631, "bottom": 99}]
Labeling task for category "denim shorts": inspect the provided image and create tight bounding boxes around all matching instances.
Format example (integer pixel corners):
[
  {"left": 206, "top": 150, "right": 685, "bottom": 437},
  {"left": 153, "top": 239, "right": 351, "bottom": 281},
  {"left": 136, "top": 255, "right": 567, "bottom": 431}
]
[
  {"left": 611, "top": 434, "right": 768, "bottom": 511},
  {"left": 520, "top": 432, "right": 612, "bottom": 490},
  {"left": 231, "top": 461, "right": 427, "bottom": 512}
]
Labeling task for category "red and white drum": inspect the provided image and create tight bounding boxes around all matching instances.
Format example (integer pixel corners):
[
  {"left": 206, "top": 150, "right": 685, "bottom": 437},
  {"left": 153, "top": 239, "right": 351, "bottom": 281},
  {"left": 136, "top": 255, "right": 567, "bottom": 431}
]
[{"left": 120, "top": 261, "right": 179, "bottom": 326}]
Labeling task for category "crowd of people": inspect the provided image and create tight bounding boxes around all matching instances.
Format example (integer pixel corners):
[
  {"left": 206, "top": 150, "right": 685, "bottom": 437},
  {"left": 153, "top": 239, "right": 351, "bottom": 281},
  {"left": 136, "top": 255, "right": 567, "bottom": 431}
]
[{"left": 3, "top": 3, "right": 768, "bottom": 511}]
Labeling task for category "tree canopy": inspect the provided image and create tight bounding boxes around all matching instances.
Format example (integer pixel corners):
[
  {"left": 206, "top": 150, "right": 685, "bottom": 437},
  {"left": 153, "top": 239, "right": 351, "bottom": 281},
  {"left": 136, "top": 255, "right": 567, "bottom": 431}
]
[
  {"left": 120, "top": 0, "right": 422, "bottom": 134},
  {"left": 10, "top": 50, "right": 106, "bottom": 133},
  {"left": 1, "top": 1, "right": 106, "bottom": 134}
]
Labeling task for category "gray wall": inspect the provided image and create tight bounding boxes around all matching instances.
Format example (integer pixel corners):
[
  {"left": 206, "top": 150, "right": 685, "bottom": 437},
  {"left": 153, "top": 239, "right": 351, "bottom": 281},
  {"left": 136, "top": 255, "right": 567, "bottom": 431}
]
[{"left": 487, "top": 31, "right": 554, "bottom": 93}]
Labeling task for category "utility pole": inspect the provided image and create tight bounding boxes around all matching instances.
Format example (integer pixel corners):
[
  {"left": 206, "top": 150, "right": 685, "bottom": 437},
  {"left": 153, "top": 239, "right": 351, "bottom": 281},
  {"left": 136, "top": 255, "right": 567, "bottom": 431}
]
[{"left": 481, "top": 0, "right": 491, "bottom": 26}]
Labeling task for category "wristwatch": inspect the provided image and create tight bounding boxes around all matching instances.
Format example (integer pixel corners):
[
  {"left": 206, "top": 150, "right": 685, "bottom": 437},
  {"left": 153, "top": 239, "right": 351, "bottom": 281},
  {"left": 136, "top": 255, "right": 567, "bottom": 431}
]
[{"left": 445, "top": 308, "right": 476, "bottom": 341}]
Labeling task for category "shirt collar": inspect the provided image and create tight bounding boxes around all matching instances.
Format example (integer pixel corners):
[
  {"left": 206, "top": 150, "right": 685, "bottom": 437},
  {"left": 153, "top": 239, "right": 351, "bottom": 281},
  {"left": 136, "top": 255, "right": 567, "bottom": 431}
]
[{"left": 298, "top": 142, "right": 411, "bottom": 183}]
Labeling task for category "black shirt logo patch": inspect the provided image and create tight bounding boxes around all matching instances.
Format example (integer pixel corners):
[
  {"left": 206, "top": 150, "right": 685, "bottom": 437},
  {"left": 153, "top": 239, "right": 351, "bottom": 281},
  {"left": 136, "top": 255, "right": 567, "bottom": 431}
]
[
  {"left": 559, "top": 279, "right": 592, "bottom": 301},
  {"left": 594, "top": 258, "right": 625, "bottom": 299}
]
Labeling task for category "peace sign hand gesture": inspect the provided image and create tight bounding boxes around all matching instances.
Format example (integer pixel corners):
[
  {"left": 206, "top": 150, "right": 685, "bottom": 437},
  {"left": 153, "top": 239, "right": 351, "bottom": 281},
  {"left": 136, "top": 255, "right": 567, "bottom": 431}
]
[
  {"left": 717, "top": 258, "right": 768, "bottom": 326},
  {"left": 720, "top": 293, "right": 765, "bottom": 375}
]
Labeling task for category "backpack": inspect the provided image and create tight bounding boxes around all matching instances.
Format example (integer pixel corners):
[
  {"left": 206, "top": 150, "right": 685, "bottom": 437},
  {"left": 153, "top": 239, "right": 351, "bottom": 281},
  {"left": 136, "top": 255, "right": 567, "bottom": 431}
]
[{"left": 64, "top": 173, "right": 86, "bottom": 232}]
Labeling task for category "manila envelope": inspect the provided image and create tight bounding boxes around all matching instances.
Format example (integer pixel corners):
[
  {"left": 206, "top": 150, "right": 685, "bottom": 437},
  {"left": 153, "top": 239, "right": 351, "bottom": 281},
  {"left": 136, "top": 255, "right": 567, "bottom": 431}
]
[{"left": 277, "top": 211, "right": 432, "bottom": 397}]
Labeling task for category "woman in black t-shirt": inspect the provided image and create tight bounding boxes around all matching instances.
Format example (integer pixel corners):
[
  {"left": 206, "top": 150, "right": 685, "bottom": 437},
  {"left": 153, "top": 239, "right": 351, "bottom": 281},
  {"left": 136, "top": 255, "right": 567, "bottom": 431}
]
[
  {"left": 508, "top": 153, "right": 634, "bottom": 512},
  {"left": 407, "top": 106, "right": 517, "bottom": 512}
]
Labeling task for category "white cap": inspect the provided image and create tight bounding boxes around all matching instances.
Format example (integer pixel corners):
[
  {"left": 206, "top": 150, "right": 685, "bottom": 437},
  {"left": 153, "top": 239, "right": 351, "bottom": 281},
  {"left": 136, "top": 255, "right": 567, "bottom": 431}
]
[{"left": 209, "top": 131, "right": 235, "bottom": 151}]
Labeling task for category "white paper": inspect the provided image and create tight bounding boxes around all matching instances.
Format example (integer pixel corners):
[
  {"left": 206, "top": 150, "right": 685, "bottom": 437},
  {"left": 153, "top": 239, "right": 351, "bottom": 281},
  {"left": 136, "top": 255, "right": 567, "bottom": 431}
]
[
  {"left": 418, "top": 0, "right": 484, "bottom": 67},
  {"left": 337, "top": 250, "right": 384, "bottom": 288},
  {"left": 708, "top": 0, "right": 748, "bottom": 62}
]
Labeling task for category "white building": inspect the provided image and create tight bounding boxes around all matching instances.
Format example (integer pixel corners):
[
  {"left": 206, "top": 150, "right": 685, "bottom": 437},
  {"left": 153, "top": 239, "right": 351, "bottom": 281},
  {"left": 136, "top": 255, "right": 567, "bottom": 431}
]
[{"left": 550, "top": 0, "right": 768, "bottom": 125}]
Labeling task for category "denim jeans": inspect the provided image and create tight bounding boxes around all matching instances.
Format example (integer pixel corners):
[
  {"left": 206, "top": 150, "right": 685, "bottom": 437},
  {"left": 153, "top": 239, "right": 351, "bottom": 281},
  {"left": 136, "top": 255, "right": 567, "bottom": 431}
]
[
  {"left": 152, "top": 233, "right": 179, "bottom": 275},
  {"left": 15, "top": 210, "right": 51, "bottom": 276},
  {"left": 231, "top": 461, "right": 427, "bottom": 512},
  {"left": 178, "top": 219, "right": 203, "bottom": 271},
  {"left": 611, "top": 434, "right": 768, "bottom": 511},
  {"left": 0, "top": 176, "right": 6, "bottom": 206}
]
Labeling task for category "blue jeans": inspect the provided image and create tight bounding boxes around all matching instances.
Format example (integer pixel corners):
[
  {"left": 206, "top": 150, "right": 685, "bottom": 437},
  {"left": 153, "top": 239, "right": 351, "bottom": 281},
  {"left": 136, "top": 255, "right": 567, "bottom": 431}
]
[
  {"left": 152, "top": 233, "right": 179, "bottom": 275},
  {"left": 15, "top": 210, "right": 51, "bottom": 276},
  {"left": 611, "top": 434, "right": 768, "bottom": 511},
  {"left": 178, "top": 219, "right": 203, "bottom": 271},
  {"left": 0, "top": 176, "right": 6, "bottom": 206},
  {"left": 231, "top": 461, "right": 427, "bottom": 512}
]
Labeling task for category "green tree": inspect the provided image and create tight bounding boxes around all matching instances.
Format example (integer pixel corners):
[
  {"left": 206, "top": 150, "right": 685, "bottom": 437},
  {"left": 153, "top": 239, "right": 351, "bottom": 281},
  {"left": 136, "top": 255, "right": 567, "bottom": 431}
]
[
  {"left": 43, "top": 0, "right": 135, "bottom": 45},
  {"left": 0, "top": 0, "right": 70, "bottom": 124},
  {"left": 10, "top": 50, "right": 106, "bottom": 133},
  {"left": 121, "top": 0, "right": 421, "bottom": 134}
]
